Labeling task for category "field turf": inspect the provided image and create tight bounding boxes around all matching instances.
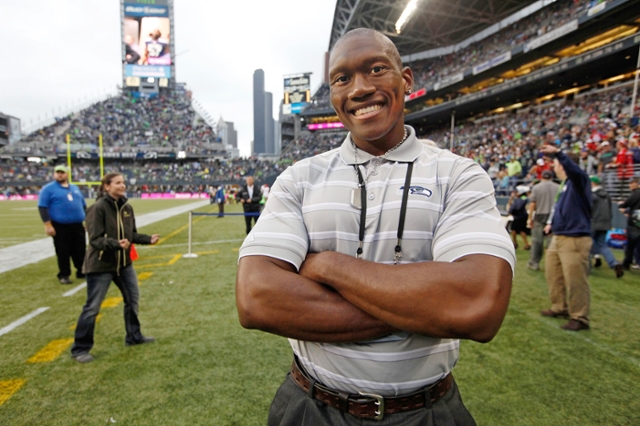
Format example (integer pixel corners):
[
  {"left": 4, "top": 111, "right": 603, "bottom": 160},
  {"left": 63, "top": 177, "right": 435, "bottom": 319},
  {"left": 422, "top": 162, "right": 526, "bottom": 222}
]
[{"left": 0, "top": 199, "right": 638, "bottom": 425}]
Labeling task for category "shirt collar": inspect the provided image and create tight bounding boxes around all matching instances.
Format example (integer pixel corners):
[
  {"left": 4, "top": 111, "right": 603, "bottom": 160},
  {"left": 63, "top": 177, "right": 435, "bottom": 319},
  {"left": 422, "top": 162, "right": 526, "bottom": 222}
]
[{"left": 339, "top": 126, "right": 423, "bottom": 165}]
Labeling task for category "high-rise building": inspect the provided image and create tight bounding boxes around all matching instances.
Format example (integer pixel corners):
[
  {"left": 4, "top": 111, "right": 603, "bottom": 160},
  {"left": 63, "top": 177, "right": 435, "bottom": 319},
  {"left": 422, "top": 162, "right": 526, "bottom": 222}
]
[
  {"left": 253, "top": 69, "right": 276, "bottom": 155},
  {"left": 226, "top": 121, "right": 237, "bottom": 148},
  {"left": 265, "top": 91, "right": 274, "bottom": 154},
  {"left": 253, "top": 69, "right": 267, "bottom": 155}
]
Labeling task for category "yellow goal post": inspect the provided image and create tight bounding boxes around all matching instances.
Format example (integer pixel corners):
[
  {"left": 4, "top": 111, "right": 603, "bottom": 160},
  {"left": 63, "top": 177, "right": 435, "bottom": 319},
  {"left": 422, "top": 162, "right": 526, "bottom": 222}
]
[{"left": 65, "top": 133, "right": 104, "bottom": 187}]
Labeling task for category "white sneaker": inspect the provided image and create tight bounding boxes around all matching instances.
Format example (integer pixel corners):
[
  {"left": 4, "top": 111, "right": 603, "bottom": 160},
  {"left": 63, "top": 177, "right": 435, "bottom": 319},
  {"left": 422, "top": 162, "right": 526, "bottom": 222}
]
[{"left": 632, "top": 264, "right": 640, "bottom": 270}]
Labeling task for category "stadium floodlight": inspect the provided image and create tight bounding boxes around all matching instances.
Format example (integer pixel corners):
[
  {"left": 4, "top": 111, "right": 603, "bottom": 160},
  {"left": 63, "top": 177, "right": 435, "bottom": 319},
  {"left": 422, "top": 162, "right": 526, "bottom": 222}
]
[{"left": 396, "top": 0, "right": 421, "bottom": 34}]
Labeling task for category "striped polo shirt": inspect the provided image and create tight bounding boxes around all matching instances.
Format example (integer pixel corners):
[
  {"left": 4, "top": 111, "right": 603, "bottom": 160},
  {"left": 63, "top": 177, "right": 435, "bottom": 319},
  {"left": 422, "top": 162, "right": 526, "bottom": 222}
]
[{"left": 239, "top": 126, "right": 515, "bottom": 396}]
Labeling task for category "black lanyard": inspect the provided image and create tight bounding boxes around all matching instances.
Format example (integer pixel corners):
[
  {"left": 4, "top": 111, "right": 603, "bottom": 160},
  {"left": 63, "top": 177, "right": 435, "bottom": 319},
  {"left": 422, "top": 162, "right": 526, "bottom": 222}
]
[{"left": 353, "top": 161, "right": 414, "bottom": 264}]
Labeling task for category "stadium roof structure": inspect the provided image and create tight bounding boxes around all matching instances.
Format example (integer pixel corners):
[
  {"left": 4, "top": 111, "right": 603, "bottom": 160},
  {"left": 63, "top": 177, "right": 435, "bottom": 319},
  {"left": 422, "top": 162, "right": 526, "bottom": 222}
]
[{"left": 329, "top": 0, "right": 539, "bottom": 56}]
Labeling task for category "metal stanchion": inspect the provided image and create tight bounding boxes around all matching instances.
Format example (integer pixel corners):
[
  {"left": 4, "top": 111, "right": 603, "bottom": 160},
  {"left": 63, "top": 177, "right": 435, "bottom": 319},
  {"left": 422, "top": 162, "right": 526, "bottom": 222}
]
[{"left": 182, "top": 211, "right": 198, "bottom": 258}]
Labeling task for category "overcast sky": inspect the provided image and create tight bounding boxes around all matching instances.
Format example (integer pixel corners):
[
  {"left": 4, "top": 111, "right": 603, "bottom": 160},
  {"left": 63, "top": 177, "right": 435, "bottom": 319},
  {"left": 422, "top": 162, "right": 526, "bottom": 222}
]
[{"left": 0, "top": 0, "right": 336, "bottom": 157}]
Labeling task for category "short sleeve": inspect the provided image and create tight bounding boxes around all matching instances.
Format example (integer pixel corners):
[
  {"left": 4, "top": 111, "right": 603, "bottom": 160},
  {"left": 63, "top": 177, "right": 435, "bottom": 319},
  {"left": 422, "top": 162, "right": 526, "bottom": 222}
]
[
  {"left": 431, "top": 159, "right": 516, "bottom": 274},
  {"left": 238, "top": 166, "right": 310, "bottom": 270},
  {"left": 37, "top": 185, "right": 51, "bottom": 208}
]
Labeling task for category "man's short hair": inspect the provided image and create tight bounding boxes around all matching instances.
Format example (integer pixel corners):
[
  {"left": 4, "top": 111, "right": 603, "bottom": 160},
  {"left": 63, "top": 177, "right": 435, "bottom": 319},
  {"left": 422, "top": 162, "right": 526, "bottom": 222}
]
[{"left": 332, "top": 28, "right": 403, "bottom": 70}]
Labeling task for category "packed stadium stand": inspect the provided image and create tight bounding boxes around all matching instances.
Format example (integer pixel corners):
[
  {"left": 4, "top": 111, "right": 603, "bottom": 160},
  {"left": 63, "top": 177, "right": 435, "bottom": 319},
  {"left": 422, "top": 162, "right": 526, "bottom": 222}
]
[
  {"left": 5, "top": 92, "right": 223, "bottom": 156},
  {"left": 2, "top": 0, "right": 640, "bottom": 204}
]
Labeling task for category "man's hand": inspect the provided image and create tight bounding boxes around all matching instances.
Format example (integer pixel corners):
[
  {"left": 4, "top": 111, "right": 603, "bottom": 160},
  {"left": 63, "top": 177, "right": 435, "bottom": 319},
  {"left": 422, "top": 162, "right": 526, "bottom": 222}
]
[
  {"left": 544, "top": 224, "right": 552, "bottom": 234},
  {"left": 45, "top": 224, "right": 56, "bottom": 237},
  {"left": 526, "top": 219, "right": 533, "bottom": 229},
  {"left": 119, "top": 239, "right": 131, "bottom": 249},
  {"left": 150, "top": 234, "right": 160, "bottom": 245},
  {"left": 539, "top": 144, "right": 559, "bottom": 155}
]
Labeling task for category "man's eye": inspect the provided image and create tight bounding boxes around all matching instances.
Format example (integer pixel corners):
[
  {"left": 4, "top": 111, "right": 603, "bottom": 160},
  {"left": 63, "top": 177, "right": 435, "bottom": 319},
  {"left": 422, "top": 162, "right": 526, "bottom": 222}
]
[
  {"left": 332, "top": 76, "right": 349, "bottom": 84},
  {"left": 371, "top": 66, "right": 385, "bottom": 73}
]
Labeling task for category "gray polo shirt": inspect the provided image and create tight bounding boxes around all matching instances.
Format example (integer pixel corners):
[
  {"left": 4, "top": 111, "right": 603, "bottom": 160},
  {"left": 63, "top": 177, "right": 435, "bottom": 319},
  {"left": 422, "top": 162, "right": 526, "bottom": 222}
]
[
  {"left": 239, "top": 126, "right": 515, "bottom": 396},
  {"left": 530, "top": 179, "right": 560, "bottom": 218}
]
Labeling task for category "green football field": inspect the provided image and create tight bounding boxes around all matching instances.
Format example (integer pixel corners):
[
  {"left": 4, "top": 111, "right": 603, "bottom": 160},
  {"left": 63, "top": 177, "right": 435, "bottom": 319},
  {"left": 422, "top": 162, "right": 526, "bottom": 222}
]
[{"left": 0, "top": 199, "right": 639, "bottom": 425}]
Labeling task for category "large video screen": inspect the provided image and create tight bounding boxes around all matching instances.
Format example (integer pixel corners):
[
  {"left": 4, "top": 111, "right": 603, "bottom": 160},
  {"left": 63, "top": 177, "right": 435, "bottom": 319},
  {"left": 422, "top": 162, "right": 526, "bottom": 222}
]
[
  {"left": 283, "top": 73, "right": 311, "bottom": 115},
  {"left": 123, "top": 1, "right": 172, "bottom": 78}
]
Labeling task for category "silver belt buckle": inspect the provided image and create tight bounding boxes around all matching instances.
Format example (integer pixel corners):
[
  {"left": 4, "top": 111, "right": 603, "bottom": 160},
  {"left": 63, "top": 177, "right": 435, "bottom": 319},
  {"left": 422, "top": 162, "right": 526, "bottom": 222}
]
[{"left": 358, "top": 392, "right": 385, "bottom": 421}]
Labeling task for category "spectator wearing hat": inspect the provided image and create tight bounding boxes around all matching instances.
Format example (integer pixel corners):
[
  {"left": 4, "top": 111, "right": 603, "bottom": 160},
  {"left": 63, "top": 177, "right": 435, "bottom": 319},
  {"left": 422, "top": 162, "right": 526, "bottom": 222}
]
[
  {"left": 527, "top": 157, "right": 551, "bottom": 181},
  {"left": 597, "top": 141, "right": 616, "bottom": 175},
  {"left": 37, "top": 165, "right": 87, "bottom": 284},
  {"left": 540, "top": 145, "right": 592, "bottom": 331},
  {"left": 527, "top": 169, "right": 560, "bottom": 270},
  {"left": 507, "top": 185, "right": 531, "bottom": 250},
  {"left": 589, "top": 175, "right": 624, "bottom": 278}
]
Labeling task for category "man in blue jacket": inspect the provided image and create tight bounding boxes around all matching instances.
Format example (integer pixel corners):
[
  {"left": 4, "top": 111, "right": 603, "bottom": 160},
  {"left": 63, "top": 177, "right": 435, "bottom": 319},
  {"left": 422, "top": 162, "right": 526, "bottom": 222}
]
[
  {"left": 540, "top": 145, "right": 592, "bottom": 331},
  {"left": 38, "top": 165, "right": 87, "bottom": 284}
]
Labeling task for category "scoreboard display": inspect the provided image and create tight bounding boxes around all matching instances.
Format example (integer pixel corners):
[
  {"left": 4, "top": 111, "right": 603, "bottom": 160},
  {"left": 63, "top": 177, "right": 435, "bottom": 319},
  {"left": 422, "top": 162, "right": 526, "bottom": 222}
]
[
  {"left": 283, "top": 73, "right": 311, "bottom": 115},
  {"left": 122, "top": 0, "right": 173, "bottom": 80}
]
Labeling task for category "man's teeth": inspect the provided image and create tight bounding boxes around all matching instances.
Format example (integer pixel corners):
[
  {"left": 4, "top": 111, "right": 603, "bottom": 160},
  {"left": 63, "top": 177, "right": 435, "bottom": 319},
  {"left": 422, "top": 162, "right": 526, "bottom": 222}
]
[{"left": 354, "top": 105, "right": 381, "bottom": 116}]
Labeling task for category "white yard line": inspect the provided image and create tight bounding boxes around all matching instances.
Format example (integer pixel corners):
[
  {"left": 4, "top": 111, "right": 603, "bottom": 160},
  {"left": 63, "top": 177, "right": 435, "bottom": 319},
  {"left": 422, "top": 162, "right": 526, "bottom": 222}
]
[
  {"left": 62, "top": 282, "right": 87, "bottom": 297},
  {"left": 0, "top": 200, "right": 209, "bottom": 274},
  {"left": 0, "top": 307, "right": 50, "bottom": 337}
]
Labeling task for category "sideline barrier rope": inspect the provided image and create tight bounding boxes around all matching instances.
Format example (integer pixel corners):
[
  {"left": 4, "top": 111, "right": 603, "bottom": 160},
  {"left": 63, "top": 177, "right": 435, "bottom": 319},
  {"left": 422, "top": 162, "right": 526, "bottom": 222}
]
[{"left": 183, "top": 211, "right": 260, "bottom": 258}]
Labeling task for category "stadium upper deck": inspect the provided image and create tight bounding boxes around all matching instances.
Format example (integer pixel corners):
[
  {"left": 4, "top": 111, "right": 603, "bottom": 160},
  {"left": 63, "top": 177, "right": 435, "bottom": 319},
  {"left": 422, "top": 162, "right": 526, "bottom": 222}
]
[
  {"left": 3, "top": 91, "right": 225, "bottom": 159},
  {"left": 303, "top": 0, "right": 640, "bottom": 128}
]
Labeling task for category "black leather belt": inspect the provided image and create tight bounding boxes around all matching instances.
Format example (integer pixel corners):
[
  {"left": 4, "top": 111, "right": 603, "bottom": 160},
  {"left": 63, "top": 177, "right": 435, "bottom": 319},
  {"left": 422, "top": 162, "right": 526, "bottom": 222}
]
[{"left": 290, "top": 357, "right": 453, "bottom": 421}]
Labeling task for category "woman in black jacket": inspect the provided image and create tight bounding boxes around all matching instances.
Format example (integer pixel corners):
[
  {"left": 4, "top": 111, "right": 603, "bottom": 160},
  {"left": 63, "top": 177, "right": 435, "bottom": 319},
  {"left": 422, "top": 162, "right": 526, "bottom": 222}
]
[{"left": 71, "top": 173, "right": 159, "bottom": 363}]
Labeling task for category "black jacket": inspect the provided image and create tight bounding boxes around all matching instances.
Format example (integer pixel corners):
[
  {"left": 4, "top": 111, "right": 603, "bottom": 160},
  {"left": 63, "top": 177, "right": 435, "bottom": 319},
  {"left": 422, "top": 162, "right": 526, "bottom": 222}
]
[
  {"left": 236, "top": 184, "right": 263, "bottom": 212},
  {"left": 620, "top": 188, "right": 640, "bottom": 230},
  {"left": 83, "top": 194, "right": 152, "bottom": 274},
  {"left": 591, "top": 187, "right": 612, "bottom": 232}
]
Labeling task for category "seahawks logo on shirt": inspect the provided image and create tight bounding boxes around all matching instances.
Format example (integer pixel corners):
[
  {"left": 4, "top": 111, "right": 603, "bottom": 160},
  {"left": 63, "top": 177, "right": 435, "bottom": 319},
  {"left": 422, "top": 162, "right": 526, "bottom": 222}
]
[{"left": 398, "top": 186, "right": 433, "bottom": 197}]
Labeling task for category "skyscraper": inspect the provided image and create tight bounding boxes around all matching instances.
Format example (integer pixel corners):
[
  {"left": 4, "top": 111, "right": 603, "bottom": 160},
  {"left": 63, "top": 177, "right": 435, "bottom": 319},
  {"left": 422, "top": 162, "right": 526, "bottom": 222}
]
[
  {"left": 253, "top": 69, "right": 266, "bottom": 155},
  {"left": 253, "top": 69, "right": 276, "bottom": 155}
]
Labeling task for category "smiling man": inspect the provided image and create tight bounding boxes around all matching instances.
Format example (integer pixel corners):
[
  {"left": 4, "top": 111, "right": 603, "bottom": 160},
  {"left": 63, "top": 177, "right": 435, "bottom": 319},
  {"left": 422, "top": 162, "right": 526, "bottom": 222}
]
[{"left": 236, "top": 28, "right": 515, "bottom": 425}]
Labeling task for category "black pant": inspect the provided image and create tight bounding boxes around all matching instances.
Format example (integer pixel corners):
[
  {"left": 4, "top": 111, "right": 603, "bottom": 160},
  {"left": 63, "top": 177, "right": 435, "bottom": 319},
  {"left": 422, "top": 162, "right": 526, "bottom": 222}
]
[
  {"left": 623, "top": 227, "right": 640, "bottom": 268},
  {"left": 244, "top": 207, "right": 260, "bottom": 234},
  {"left": 52, "top": 222, "right": 86, "bottom": 279}
]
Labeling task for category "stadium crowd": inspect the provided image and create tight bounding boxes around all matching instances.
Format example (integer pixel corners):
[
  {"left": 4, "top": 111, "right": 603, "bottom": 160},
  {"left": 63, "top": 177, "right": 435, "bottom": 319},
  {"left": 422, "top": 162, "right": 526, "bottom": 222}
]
[
  {"left": 303, "top": 0, "right": 611, "bottom": 114},
  {"left": 410, "top": 0, "right": 605, "bottom": 91},
  {"left": 4, "top": 92, "right": 221, "bottom": 156},
  {"left": 417, "top": 83, "right": 640, "bottom": 199},
  {"left": 3, "top": 82, "right": 639, "bottom": 201}
]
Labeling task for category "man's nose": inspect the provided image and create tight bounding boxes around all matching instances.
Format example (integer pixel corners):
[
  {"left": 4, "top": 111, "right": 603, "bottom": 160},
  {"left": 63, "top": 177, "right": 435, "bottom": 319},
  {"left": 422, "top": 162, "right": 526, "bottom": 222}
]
[{"left": 349, "top": 74, "right": 375, "bottom": 99}]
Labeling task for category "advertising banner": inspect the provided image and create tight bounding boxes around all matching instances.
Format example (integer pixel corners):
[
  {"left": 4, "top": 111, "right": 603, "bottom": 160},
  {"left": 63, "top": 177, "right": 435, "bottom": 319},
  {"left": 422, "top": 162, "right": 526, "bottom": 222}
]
[
  {"left": 307, "top": 122, "right": 345, "bottom": 130},
  {"left": 472, "top": 52, "right": 512, "bottom": 75},
  {"left": 123, "top": 1, "right": 172, "bottom": 78},
  {"left": 524, "top": 20, "right": 578, "bottom": 53},
  {"left": 141, "top": 193, "right": 208, "bottom": 199},
  {"left": 125, "top": 65, "right": 171, "bottom": 78},
  {"left": 406, "top": 88, "right": 427, "bottom": 100},
  {"left": 434, "top": 72, "right": 465, "bottom": 90}
]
